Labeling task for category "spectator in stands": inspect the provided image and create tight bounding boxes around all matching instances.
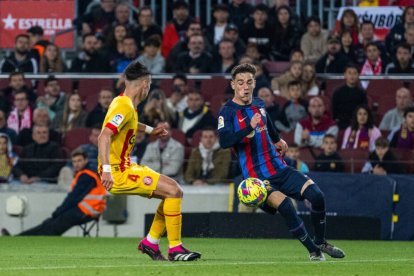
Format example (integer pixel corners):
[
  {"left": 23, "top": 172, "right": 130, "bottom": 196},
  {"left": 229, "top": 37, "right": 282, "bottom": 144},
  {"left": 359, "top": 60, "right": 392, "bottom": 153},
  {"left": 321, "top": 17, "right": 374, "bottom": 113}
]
[
  {"left": 354, "top": 20, "right": 387, "bottom": 65},
  {"left": 315, "top": 36, "right": 350, "bottom": 74},
  {"left": 271, "top": 61, "right": 303, "bottom": 99},
  {"left": 0, "top": 133, "right": 17, "bottom": 183},
  {"left": 252, "top": 60, "right": 271, "bottom": 96},
  {"left": 13, "top": 125, "right": 64, "bottom": 184},
  {"left": 105, "top": 24, "right": 127, "bottom": 66},
  {"left": 0, "top": 34, "right": 38, "bottom": 74},
  {"left": 241, "top": 4, "right": 273, "bottom": 60},
  {"left": 166, "top": 74, "right": 190, "bottom": 113},
  {"left": 228, "top": 0, "right": 253, "bottom": 31},
  {"left": 257, "top": 87, "right": 279, "bottom": 123},
  {"left": 174, "top": 34, "right": 213, "bottom": 73},
  {"left": 244, "top": 43, "right": 262, "bottom": 61},
  {"left": 36, "top": 76, "right": 67, "bottom": 121},
  {"left": 284, "top": 143, "right": 309, "bottom": 173},
  {"left": 86, "top": 88, "right": 114, "bottom": 128},
  {"left": 0, "top": 72, "right": 35, "bottom": 112},
  {"left": 52, "top": 94, "right": 87, "bottom": 134},
  {"left": 385, "top": 6, "right": 414, "bottom": 56},
  {"left": 222, "top": 23, "right": 246, "bottom": 59},
  {"left": 360, "top": 42, "right": 385, "bottom": 89},
  {"left": 341, "top": 105, "right": 381, "bottom": 152},
  {"left": 314, "top": 134, "right": 344, "bottom": 173},
  {"left": 136, "top": 36, "right": 165, "bottom": 74},
  {"left": 268, "top": 0, "right": 301, "bottom": 27},
  {"left": 302, "top": 62, "right": 320, "bottom": 96},
  {"left": 205, "top": 4, "right": 230, "bottom": 47},
  {"left": 0, "top": 110, "right": 17, "bottom": 144},
  {"left": 332, "top": 65, "right": 367, "bottom": 129},
  {"left": 334, "top": 9, "right": 359, "bottom": 45},
  {"left": 112, "top": 36, "right": 139, "bottom": 73},
  {"left": 212, "top": 39, "right": 238, "bottom": 74},
  {"left": 7, "top": 91, "right": 32, "bottom": 135},
  {"left": 16, "top": 107, "right": 61, "bottom": 147},
  {"left": 340, "top": 30, "right": 358, "bottom": 64},
  {"left": 295, "top": 96, "right": 338, "bottom": 148},
  {"left": 380, "top": 87, "right": 413, "bottom": 131},
  {"left": 39, "top": 43, "right": 66, "bottom": 73},
  {"left": 141, "top": 89, "right": 175, "bottom": 127},
  {"left": 3, "top": 149, "right": 105, "bottom": 236},
  {"left": 301, "top": 16, "right": 328, "bottom": 63},
  {"left": 385, "top": 43, "right": 414, "bottom": 74},
  {"left": 270, "top": 5, "right": 302, "bottom": 61},
  {"left": 176, "top": 90, "right": 216, "bottom": 138},
  {"left": 162, "top": 0, "right": 192, "bottom": 58},
  {"left": 141, "top": 122, "right": 184, "bottom": 182},
  {"left": 165, "top": 20, "right": 203, "bottom": 72},
  {"left": 185, "top": 128, "right": 231, "bottom": 185},
  {"left": 388, "top": 107, "right": 414, "bottom": 149},
  {"left": 102, "top": 2, "right": 135, "bottom": 40},
  {"left": 404, "top": 24, "right": 414, "bottom": 58},
  {"left": 289, "top": 49, "right": 305, "bottom": 63},
  {"left": 362, "top": 137, "right": 404, "bottom": 175},
  {"left": 131, "top": 131, "right": 148, "bottom": 164},
  {"left": 27, "top": 26, "right": 49, "bottom": 63},
  {"left": 275, "top": 80, "right": 308, "bottom": 132},
  {"left": 132, "top": 6, "right": 163, "bottom": 52},
  {"left": 76, "top": 0, "right": 115, "bottom": 35},
  {"left": 70, "top": 34, "right": 111, "bottom": 73}
]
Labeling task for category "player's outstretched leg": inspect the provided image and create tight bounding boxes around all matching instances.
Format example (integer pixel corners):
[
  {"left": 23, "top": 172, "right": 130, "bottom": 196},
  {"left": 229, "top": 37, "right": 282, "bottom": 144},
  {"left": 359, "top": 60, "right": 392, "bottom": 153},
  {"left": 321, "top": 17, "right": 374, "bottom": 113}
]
[
  {"left": 302, "top": 183, "right": 345, "bottom": 259},
  {"left": 267, "top": 191, "right": 325, "bottom": 261},
  {"left": 153, "top": 175, "right": 201, "bottom": 262},
  {"left": 138, "top": 200, "right": 167, "bottom": 261}
]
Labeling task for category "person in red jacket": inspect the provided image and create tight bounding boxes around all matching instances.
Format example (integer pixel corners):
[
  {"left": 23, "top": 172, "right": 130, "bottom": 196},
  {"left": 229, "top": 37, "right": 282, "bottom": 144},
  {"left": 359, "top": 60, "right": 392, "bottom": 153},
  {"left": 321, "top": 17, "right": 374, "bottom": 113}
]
[
  {"left": 161, "top": 0, "right": 192, "bottom": 58},
  {"left": 1, "top": 150, "right": 106, "bottom": 236}
]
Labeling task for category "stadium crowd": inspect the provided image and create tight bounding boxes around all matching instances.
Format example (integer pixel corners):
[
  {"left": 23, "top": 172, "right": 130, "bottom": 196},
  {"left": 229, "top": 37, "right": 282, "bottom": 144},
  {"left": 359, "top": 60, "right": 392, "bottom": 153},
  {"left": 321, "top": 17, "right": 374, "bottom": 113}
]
[{"left": 0, "top": 0, "right": 414, "bottom": 185}]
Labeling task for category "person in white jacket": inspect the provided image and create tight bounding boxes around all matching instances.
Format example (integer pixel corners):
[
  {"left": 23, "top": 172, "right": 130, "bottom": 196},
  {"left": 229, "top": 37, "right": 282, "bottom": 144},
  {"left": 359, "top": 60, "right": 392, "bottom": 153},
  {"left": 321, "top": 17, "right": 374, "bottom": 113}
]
[{"left": 140, "top": 121, "right": 184, "bottom": 182}]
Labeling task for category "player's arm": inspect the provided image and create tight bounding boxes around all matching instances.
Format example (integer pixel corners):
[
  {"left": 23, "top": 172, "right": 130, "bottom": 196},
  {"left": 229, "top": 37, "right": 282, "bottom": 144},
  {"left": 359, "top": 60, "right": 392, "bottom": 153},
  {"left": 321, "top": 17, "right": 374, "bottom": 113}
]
[
  {"left": 218, "top": 112, "right": 258, "bottom": 149},
  {"left": 98, "top": 127, "right": 114, "bottom": 191},
  {"left": 266, "top": 112, "right": 288, "bottom": 155},
  {"left": 137, "top": 122, "right": 168, "bottom": 138}
]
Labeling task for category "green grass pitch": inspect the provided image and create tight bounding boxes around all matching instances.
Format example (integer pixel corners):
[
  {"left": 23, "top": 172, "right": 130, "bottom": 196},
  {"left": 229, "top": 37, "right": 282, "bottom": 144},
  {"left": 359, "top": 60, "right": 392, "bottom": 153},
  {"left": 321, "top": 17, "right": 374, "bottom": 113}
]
[{"left": 0, "top": 237, "right": 413, "bottom": 275}]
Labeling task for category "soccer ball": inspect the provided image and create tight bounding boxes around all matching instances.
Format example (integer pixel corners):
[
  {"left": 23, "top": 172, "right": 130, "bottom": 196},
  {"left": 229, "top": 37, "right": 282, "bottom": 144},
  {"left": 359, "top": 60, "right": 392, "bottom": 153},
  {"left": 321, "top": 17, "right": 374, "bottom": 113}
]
[{"left": 237, "top": 178, "right": 268, "bottom": 207}]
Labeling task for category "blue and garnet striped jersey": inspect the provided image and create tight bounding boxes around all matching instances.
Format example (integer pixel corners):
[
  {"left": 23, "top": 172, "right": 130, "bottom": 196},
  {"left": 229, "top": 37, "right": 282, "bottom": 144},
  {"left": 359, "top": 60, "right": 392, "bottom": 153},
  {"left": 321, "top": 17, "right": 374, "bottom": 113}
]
[{"left": 218, "top": 97, "right": 287, "bottom": 179}]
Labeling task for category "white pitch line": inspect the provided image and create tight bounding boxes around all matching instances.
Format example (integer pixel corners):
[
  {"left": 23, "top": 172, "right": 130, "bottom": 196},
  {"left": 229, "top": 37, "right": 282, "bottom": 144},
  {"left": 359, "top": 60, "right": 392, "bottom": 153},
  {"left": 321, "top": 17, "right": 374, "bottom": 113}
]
[{"left": 1, "top": 259, "right": 414, "bottom": 271}]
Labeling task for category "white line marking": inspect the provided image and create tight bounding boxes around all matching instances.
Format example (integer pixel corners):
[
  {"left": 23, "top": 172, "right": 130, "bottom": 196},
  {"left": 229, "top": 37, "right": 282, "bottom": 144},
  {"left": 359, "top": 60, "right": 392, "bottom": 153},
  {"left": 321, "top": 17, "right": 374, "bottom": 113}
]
[{"left": 1, "top": 259, "right": 414, "bottom": 271}]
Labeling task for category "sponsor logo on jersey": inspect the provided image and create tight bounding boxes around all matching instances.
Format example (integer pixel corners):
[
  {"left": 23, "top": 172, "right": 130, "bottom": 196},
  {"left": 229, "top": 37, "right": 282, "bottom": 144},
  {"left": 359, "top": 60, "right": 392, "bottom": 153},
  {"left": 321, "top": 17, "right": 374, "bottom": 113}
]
[
  {"left": 111, "top": 114, "right": 124, "bottom": 127},
  {"left": 218, "top": 116, "right": 224, "bottom": 129},
  {"left": 260, "top": 108, "right": 266, "bottom": 117},
  {"left": 129, "top": 134, "right": 136, "bottom": 145}
]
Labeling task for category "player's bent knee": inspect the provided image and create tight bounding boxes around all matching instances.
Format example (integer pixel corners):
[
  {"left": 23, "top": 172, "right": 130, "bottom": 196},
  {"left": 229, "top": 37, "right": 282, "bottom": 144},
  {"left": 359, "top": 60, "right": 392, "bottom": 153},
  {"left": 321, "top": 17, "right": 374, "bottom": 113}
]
[
  {"left": 303, "top": 184, "right": 325, "bottom": 210},
  {"left": 266, "top": 191, "right": 286, "bottom": 209}
]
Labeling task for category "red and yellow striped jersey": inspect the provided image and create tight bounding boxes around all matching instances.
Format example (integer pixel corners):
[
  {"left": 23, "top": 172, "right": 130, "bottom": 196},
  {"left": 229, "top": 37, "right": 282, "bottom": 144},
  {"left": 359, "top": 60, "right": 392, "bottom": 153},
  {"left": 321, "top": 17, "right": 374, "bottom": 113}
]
[{"left": 100, "top": 95, "right": 138, "bottom": 171}]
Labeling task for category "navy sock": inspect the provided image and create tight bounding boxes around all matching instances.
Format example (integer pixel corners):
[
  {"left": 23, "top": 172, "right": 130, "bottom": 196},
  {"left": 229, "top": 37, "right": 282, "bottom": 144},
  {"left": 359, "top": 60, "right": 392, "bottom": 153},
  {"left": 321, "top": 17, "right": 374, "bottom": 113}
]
[
  {"left": 278, "top": 198, "right": 319, "bottom": 253},
  {"left": 303, "top": 184, "right": 326, "bottom": 245}
]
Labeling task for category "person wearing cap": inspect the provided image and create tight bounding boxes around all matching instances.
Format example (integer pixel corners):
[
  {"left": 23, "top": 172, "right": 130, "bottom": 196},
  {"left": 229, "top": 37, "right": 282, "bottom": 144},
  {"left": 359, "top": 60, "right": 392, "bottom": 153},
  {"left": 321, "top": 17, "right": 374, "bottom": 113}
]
[
  {"left": 205, "top": 4, "right": 230, "bottom": 48},
  {"left": 228, "top": 0, "right": 253, "bottom": 31},
  {"left": 162, "top": 0, "right": 192, "bottom": 58},
  {"left": 222, "top": 23, "right": 246, "bottom": 59},
  {"left": 315, "top": 35, "right": 350, "bottom": 74},
  {"left": 27, "top": 26, "right": 50, "bottom": 63}
]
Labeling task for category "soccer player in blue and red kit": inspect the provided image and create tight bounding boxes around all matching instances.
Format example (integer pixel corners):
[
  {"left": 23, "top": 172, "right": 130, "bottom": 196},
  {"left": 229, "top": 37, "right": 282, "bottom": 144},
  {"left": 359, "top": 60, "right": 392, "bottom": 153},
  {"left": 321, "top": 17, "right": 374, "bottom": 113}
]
[{"left": 218, "top": 63, "right": 345, "bottom": 261}]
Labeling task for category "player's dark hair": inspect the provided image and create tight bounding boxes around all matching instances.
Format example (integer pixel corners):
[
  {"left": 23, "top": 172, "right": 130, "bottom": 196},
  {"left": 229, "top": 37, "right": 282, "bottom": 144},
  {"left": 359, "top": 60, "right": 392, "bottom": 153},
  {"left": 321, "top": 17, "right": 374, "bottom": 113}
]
[
  {"left": 71, "top": 148, "right": 88, "bottom": 159},
  {"left": 404, "top": 106, "right": 414, "bottom": 117},
  {"left": 288, "top": 80, "right": 301, "bottom": 88},
  {"left": 15, "top": 34, "right": 29, "bottom": 43},
  {"left": 350, "top": 105, "right": 374, "bottom": 130},
  {"left": 123, "top": 60, "right": 150, "bottom": 81},
  {"left": 323, "top": 133, "right": 336, "bottom": 141},
  {"left": 375, "top": 137, "right": 389, "bottom": 148},
  {"left": 231, "top": 63, "right": 257, "bottom": 80},
  {"left": 45, "top": 75, "right": 58, "bottom": 86}
]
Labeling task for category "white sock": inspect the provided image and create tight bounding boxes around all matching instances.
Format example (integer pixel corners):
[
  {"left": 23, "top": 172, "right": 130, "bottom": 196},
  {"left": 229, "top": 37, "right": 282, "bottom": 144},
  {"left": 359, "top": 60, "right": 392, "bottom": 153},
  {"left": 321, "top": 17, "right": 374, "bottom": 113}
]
[{"left": 146, "top": 234, "right": 160, "bottom": 245}]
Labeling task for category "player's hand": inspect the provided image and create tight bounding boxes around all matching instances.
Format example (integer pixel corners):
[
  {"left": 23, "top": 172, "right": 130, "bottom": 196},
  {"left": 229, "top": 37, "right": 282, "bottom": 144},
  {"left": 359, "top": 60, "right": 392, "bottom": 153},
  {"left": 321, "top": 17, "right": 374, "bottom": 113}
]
[
  {"left": 250, "top": 113, "right": 261, "bottom": 129},
  {"left": 101, "top": 172, "right": 114, "bottom": 191},
  {"left": 372, "top": 165, "right": 387, "bottom": 176},
  {"left": 151, "top": 126, "right": 168, "bottom": 138},
  {"left": 275, "top": 138, "right": 288, "bottom": 156},
  {"left": 301, "top": 129, "right": 310, "bottom": 141}
]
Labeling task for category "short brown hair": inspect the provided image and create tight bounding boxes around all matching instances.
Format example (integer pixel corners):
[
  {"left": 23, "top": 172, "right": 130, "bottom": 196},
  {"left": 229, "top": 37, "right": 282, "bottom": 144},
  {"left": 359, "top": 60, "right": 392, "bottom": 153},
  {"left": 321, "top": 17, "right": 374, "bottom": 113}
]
[
  {"left": 231, "top": 63, "right": 256, "bottom": 80},
  {"left": 375, "top": 137, "right": 389, "bottom": 148},
  {"left": 71, "top": 148, "right": 88, "bottom": 159}
]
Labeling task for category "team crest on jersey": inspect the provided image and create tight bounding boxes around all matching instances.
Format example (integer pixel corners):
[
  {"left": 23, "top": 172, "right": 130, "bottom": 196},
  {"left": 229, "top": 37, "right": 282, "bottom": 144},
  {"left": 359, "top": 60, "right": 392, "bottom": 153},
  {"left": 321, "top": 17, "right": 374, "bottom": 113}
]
[
  {"left": 144, "top": 176, "right": 153, "bottom": 185},
  {"left": 260, "top": 108, "right": 266, "bottom": 117},
  {"left": 218, "top": 116, "right": 224, "bottom": 130},
  {"left": 129, "top": 135, "right": 136, "bottom": 145},
  {"left": 111, "top": 114, "right": 124, "bottom": 127}
]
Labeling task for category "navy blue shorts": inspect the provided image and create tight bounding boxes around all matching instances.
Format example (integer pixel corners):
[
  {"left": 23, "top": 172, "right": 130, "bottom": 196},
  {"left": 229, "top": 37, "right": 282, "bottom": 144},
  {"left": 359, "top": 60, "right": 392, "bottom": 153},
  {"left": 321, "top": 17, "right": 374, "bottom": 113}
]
[{"left": 264, "top": 166, "right": 311, "bottom": 201}]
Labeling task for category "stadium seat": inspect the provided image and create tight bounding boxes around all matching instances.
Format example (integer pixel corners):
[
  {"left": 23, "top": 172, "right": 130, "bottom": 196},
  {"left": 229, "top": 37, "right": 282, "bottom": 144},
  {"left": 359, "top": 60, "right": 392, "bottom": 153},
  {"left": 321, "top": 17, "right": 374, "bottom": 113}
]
[
  {"left": 390, "top": 148, "right": 414, "bottom": 174},
  {"left": 299, "top": 147, "right": 320, "bottom": 171},
  {"left": 158, "top": 78, "right": 195, "bottom": 97},
  {"left": 338, "top": 148, "right": 369, "bottom": 173},
  {"left": 273, "top": 95, "right": 288, "bottom": 107},
  {"left": 200, "top": 77, "right": 229, "bottom": 101},
  {"left": 12, "top": 145, "right": 23, "bottom": 156},
  {"left": 63, "top": 127, "right": 92, "bottom": 151},
  {"left": 281, "top": 131, "right": 294, "bottom": 145},
  {"left": 263, "top": 61, "right": 290, "bottom": 75},
  {"left": 191, "top": 129, "right": 203, "bottom": 148},
  {"left": 208, "top": 94, "right": 232, "bottom": 116},
  {"left": 324, "top": 79, "right": 344, "bottom": 99},
  {"left": 170, "top": 128, "right": 186, "bottom": 146},
  {"left": 77, "top": 79, "right": 114, "bottom": 99},
  {"left": 366, "top": 79, "right": 403, "bottom": 102}
]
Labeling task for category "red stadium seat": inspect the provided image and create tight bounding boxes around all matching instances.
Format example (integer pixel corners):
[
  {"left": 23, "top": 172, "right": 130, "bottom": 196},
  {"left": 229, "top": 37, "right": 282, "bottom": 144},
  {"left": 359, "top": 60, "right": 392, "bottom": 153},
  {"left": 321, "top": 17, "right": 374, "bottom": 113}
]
[
  {"left": 299, "top": 147, "right": 321, "bottom": 171},
  {"left": 263, "top": 61, "right": 290, "bottom": 75},
  {"left": 170, "top": 128, "right": 186, "bottom": 146},
  {"left": 338, "top": 148, "right": 369, "bottom": 173},
  {"left": 273, "top": 95, "right": 288, "bottom": 107},
  {"left": 77, "top": 79, "right": 113, "bottom": 99},
  {"left": 281, "top": 131, "right": 294, "bottom": 145},
  {"left": 63, "top": 127, "right": 91, "bottom": 151},
  {"left": 324, "top": 79, "right": 344, "bottom": 99},
  {"left": 208, "top": 94, "right": 232, "bottom": 116},
  {"left": 200, "top": 77, "right": 229, "bottom": 101},
  {"left": 390, "top": 149, "right": 414, "bottom": 174},
  {"left": 158, "top": 78, "right": 195, "bottom": 97},
  {"left": 191, "top": 129, "right": 203, "bottom": 148},
  {"left": 366, "top": 79, "right": 403, "bottom": 102}
]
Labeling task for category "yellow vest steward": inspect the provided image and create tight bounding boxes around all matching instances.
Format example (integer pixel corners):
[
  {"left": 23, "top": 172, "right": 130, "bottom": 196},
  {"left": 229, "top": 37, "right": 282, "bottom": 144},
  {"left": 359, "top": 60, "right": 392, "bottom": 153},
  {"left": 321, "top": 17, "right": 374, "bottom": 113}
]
[{"left": 70, "top": 169, "right": 107, "bottom": 217}]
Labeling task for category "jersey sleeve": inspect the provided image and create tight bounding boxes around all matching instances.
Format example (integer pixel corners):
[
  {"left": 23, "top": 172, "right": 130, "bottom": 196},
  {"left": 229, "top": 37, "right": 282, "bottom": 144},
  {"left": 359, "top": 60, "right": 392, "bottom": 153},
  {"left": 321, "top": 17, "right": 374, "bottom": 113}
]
[
  {"left": 217, "top": 106, "right": 253, "bottom": 149},
  {"left": 104, "top": 101, "right": 132, "bottom": 135}
]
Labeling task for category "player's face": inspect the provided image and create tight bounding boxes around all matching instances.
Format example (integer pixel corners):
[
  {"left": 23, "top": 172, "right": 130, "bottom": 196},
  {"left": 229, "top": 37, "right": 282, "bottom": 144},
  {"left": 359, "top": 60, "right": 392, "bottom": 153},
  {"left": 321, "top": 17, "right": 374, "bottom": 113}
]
[
  {"left": 72, "top": 155, "right": 88, "bottom": 172},
  {"left": 231, "top": 72, "right": 255, "bottom": 105},
  {"left": 137, "top": 77, "right": 152, "bottom": 102}
]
